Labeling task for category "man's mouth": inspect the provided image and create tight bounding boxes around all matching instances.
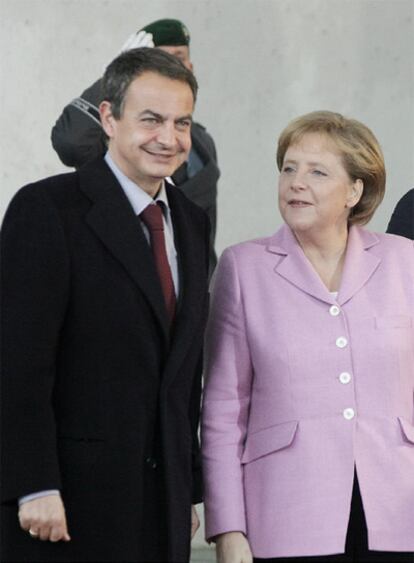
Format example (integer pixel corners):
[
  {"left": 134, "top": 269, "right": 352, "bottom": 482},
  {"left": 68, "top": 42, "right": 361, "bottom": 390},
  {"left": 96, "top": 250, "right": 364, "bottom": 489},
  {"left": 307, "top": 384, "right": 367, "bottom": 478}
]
[{"left": 143, "top": 149, "right": 177, "bottom": 159}]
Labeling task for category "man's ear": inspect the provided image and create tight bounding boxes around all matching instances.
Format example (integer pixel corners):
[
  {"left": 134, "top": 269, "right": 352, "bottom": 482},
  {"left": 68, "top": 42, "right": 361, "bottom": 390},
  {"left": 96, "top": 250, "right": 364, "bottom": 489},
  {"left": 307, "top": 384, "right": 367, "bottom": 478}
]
[{"left": 99, "top": 101, "right": 116, "bottom": 138}]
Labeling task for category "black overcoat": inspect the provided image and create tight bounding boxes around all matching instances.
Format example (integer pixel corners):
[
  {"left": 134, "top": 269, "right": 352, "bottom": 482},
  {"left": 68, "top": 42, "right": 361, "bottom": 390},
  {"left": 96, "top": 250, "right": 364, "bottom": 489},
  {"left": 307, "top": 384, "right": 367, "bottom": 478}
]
[{"left": 1, "top": 158, "right": 209, "bottom": 562}]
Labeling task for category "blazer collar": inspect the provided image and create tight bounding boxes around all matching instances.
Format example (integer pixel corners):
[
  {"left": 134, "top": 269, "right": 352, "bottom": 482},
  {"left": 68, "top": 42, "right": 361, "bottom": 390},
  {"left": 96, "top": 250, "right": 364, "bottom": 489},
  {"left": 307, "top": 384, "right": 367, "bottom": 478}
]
[
  {"left": 78, "top": 158, "right": 170, "bottom": 343},
  {"left": 266, "top": 224, "right": 381, "bottom": 305}
]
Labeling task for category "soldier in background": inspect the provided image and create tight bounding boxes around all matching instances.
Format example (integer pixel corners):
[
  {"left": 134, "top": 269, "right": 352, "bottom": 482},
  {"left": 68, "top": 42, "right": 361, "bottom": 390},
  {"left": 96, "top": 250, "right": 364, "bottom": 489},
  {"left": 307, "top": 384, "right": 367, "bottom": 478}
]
[{"left": 52, "top": 18, "right": 220, "bottom": 276}]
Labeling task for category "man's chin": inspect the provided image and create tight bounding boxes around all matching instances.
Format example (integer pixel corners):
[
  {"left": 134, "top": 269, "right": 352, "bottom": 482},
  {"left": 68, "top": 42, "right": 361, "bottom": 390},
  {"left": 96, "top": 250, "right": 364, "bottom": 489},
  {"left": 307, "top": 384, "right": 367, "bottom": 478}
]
[{"left": 147, "top": 163, "right": 184, "bottom": 179}]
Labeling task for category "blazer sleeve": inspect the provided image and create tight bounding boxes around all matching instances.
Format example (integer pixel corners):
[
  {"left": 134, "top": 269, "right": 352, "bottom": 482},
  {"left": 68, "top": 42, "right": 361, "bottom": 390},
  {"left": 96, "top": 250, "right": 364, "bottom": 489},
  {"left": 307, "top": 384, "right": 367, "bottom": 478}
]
[
  {"left": 1, "top": 185, "right": 70, "bottom": 502},
  {"left": 201, "top": 246, "right": 253, "bottom": 540},
  {"left": 51, "top": 78, "right": 107, "bottom": 169},
  {"left": 386, "top": 189, "right": 414, "bottom": 239}
]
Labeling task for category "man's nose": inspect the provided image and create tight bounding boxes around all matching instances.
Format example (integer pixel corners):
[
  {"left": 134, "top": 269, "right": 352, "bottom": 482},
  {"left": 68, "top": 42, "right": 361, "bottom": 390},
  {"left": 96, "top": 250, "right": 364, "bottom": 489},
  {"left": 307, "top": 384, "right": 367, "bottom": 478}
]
[{"left": 156, "top": 122, "right": 176, "bottom": 147}]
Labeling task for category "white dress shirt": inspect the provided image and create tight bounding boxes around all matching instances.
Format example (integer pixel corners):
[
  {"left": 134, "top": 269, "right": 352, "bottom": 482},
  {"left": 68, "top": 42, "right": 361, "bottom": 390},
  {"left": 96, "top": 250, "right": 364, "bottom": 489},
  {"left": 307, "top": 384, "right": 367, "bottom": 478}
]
[{"left": 104, "top": 152, "right": 179, "bottom": 296}]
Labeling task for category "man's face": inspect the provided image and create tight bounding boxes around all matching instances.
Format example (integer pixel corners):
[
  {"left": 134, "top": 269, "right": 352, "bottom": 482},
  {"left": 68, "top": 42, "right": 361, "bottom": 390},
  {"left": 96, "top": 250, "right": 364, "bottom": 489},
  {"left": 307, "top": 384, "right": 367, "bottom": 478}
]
[
  {"left": 100, "top": 71, "right": 194, "bottom": 196},
  {"left": 159, "top": 45, "right": 193, "bottom": 72}
]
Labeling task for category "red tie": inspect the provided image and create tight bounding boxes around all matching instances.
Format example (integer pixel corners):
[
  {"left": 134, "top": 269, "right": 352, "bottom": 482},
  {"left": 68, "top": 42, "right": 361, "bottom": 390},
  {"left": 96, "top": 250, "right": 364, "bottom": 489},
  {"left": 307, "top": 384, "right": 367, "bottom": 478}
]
[{"left": 140, "top": 203, "right": 176, "bottom": 323}]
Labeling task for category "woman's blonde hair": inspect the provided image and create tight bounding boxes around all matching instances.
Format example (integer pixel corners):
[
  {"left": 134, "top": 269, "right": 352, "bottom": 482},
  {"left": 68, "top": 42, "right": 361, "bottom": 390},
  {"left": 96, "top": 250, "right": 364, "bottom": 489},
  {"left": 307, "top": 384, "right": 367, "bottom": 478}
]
[{"left": 276, "top": 111, "right": 386, "bottom": 225}]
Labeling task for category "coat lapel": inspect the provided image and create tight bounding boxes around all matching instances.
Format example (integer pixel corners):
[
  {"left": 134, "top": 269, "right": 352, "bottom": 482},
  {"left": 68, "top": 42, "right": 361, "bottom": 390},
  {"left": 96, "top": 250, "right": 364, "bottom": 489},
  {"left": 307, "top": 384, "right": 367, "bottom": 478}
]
[
  {"left": 163, "top": 186, "right": 207, "bottom": 382},
  {"left": 267, "top": 224, "right": 381, "bottom": 306},
  {"left": 78, "top": 158, "right": 169, "bottom": 343}
]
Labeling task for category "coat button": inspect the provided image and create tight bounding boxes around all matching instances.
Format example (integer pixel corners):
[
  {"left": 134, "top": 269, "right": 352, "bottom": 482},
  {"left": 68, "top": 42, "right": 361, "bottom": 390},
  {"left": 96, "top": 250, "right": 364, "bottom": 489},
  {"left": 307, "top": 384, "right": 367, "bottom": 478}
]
[
  {"left": 343, "top": 408, "right": 355, "bottom": 420},
  {"left": 329, "top": 305, "right": 340, "bottom": 316},
  {"left": 145, "top": 457, "right": 158, "bottom": 469},
  {"left": 336, "top": 337, "right": 348, "bottom": 348},
  {"left": 339, "top": 372, "right": 351, "bottom": 384}
]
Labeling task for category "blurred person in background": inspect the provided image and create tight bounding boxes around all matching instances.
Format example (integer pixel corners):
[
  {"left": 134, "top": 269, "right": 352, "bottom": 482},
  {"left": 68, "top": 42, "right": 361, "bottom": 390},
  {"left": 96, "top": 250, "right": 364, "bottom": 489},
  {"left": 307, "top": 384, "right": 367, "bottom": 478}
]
[{"left": 387, "top": 188, "right": 414, "bottom": 239}]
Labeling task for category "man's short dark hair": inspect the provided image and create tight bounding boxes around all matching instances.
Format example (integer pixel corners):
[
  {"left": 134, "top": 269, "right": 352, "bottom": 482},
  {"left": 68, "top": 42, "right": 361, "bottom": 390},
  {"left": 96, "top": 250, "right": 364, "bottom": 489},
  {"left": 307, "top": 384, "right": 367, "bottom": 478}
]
[{"left": 102, "top": 47, "right": 198, "bottom": 119}]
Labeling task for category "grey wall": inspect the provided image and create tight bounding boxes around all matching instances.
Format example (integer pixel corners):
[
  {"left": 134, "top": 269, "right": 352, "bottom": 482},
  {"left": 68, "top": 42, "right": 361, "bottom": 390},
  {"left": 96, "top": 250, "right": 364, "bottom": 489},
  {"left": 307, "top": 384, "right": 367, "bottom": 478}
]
[
  {"left": 1, "top": 0, "right": 413, "bottom": 551},
  {"left": 2, "top": 0, "right": 414, "bottom": 253}
]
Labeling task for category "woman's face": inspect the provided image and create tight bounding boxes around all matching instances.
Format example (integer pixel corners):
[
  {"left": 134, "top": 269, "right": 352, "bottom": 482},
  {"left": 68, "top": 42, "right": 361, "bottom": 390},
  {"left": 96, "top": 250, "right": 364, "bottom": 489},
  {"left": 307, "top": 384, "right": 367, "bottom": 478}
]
[{"left": 278, "top": 133, "right": 362, "bottom": 238}]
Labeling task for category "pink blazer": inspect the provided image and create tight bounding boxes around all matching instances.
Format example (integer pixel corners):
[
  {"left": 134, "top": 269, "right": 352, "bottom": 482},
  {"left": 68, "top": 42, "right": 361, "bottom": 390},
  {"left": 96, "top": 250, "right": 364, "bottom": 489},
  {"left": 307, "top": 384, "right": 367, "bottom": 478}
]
[{"left": 201, "top": 225, "right": 414, "bottom": 558}]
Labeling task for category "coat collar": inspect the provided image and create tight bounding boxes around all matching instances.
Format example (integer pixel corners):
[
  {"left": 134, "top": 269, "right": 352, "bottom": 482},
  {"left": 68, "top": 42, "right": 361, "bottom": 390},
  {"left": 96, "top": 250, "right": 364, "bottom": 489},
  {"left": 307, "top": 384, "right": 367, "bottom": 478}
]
[
  {"left": 78, "top": 158, "right": 170, "bottom": 344},
  {"left": 266, "top": 224, "right": 381, "bottom": 305},
  {"left": 171, "top": 128, "right": 220, "bottom": 203}
]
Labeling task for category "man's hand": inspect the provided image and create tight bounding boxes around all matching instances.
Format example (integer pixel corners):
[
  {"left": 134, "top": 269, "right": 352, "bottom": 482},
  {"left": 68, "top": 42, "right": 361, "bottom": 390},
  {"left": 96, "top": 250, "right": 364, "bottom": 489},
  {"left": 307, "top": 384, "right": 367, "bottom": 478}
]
[
  {"left": 119, "top": 30, "right": 154, "bottom": 53},
  {"left": 18, "top": 495, "right": 71, "bottom": 542},
  {"left": 216, "top": 531, "right": 253, "bottom": 563},
  {"left": 191, "top": 504, "right": 200, "bottom": 539}
]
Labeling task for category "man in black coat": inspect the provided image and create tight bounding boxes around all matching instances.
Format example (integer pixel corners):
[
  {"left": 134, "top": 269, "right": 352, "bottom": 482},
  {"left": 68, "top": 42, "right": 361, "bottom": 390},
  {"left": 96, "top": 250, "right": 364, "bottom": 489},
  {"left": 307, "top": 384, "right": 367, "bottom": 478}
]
[
  {"left": 51, "top": 18, "right": 220, "bottom": 277},
  {"left": 1, "top": 48, "right": 209, "bottom": 562},
  {"left": 386, "top": 188, "right": 414, "bottom": 239}
]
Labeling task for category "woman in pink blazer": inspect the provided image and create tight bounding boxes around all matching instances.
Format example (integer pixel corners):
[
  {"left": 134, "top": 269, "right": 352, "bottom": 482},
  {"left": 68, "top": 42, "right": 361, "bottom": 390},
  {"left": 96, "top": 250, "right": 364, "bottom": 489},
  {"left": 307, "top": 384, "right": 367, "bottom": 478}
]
[{"left": 201, "top": 111, "right": 414, "bottom": 563}]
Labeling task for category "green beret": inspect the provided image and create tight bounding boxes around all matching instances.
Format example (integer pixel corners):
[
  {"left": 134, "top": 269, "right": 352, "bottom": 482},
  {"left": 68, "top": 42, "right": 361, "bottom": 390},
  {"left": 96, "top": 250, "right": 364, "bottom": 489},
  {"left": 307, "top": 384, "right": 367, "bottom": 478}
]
[{"left": 141, "top": 18, "right": 190, "bottom": 47}]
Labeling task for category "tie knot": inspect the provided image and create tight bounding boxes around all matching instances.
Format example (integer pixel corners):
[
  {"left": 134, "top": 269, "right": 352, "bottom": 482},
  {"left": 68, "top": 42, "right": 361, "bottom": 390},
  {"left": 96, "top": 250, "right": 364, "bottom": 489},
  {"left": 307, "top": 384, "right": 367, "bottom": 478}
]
[{"left": 140, "top": 203, "right": 164, "bottom": 231}]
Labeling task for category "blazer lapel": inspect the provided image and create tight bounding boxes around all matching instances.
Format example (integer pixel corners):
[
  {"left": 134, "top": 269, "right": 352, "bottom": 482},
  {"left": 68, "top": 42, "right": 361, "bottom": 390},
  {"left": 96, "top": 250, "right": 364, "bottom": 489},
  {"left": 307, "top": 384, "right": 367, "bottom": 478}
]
[
  {"left": 268, "top": 225, "right": 336, "bottom": 305},
  {"left": 337, "top": 226, "right": 381, "bottom": 306},
  {"left": 78, "top": 158, "right": 169, "bottom": 342},
  {"left": 267, "top": 224, "right": 381, "bottom": 306}
]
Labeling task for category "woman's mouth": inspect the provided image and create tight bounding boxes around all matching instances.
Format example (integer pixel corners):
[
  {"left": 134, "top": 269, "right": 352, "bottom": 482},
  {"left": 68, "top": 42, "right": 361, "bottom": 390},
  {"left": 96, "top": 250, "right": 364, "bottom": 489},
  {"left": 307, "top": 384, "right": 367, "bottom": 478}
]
[{"left": 288, "top": 199, "right": 312, "bottom": 207}]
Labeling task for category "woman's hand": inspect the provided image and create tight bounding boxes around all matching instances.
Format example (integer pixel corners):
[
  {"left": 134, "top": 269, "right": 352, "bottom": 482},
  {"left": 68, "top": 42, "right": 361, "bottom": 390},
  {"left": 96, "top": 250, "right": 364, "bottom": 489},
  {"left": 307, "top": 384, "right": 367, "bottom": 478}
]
[{"left": 216, "top": 531, "right": 253, "bottom": 563}]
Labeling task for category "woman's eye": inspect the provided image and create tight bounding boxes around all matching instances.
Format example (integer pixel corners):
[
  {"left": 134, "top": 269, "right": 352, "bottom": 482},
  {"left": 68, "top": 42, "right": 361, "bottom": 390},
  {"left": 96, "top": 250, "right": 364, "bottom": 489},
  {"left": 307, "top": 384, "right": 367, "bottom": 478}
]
[
  {"left": 312, "top": 169, "right": 327, "bottom": 177},
  {"left": 282, "top": 166, "right": 294, "bottom": 173}
]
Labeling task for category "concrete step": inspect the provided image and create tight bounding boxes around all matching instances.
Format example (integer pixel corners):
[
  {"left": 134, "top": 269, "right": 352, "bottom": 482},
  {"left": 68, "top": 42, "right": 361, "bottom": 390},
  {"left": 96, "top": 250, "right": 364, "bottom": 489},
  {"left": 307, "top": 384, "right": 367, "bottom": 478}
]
[{"left": 190, "top": 546, "right": 216, "bottom": 562}]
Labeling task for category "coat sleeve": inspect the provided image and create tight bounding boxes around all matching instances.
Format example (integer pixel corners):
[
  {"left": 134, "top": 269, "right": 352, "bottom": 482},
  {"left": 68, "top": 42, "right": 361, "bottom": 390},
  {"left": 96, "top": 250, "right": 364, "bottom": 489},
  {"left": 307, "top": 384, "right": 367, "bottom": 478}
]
[
  {"left": 1, "top": 185, "right": 70, "bottom": 502},
  {"left": 51, "top": 79, "right": 107, "bottom": 168},
  {"left": 386, "top": 189, "right": 414, "bottom": 239},
  {"left": 201, "top": 246, "right": 253, "bottom": 540}
]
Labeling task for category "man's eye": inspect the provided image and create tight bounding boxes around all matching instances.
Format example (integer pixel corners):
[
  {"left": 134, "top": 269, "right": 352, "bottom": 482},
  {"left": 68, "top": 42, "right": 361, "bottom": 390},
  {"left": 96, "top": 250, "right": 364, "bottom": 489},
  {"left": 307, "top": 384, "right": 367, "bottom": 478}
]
[
  {"left": 142, "top": 118, "right": 157, "bottom": 124},
  {"left": 176, "top": 120, "right": 191, "bottom": 130}
]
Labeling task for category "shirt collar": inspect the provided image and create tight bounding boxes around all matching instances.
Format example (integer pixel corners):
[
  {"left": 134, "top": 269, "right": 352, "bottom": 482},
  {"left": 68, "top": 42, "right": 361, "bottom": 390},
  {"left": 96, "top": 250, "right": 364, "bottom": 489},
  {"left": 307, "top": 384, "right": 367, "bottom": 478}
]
[{"left": 104, "top": 152, "right": 171, "bottom": 217}]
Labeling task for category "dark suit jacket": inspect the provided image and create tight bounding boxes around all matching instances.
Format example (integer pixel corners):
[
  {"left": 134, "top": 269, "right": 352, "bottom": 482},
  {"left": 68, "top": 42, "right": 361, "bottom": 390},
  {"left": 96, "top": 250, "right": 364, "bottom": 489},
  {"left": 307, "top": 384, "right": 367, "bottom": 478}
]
[
  {"left": 1, "top": 158, "right": 209, "bottom": 562},
  {"left": 387, "top": 188, "right": 414, "bottom": 239},
  {"left": 51, "top": 78, "right": 220, "bottom": 276}
]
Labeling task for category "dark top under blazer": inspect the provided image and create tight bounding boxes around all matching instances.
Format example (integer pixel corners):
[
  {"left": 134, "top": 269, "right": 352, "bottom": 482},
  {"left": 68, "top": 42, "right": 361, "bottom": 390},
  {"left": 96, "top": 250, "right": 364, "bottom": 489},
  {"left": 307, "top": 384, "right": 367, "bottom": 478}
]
[{"left": 1, "top": 157, "right": 210, "bottom": 562}]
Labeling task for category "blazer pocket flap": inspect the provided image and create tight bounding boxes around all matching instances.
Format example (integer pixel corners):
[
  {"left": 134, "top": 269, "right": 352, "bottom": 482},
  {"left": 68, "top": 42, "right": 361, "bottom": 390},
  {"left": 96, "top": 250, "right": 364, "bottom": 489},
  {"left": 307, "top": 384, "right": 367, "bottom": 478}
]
[
  {"left": 398, "top": 417, "right": 414, "bottom": 444},
  {"left": 376, "top": 315, "right": 412, "bottom": 329},
  {"left": 241, "top": 420, "right": 298, "bottom": 464}
]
